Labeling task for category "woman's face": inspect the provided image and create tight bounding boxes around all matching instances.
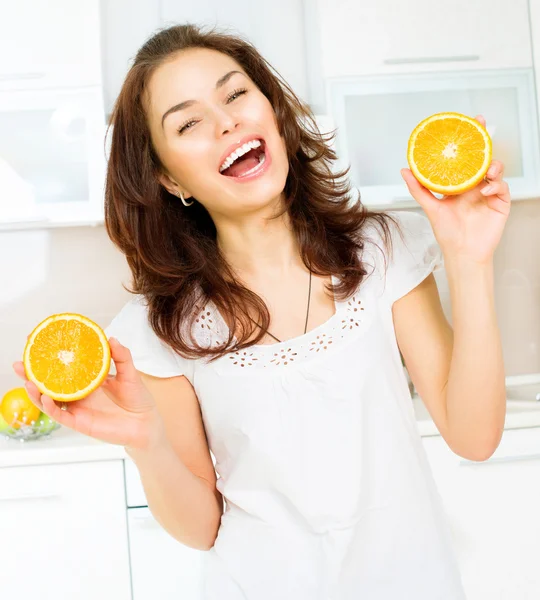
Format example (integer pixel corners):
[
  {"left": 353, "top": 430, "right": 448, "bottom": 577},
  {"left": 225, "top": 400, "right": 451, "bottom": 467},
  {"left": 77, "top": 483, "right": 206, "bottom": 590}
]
[{"left": 147, "top": 48, "right": 289, "bottom": 216}]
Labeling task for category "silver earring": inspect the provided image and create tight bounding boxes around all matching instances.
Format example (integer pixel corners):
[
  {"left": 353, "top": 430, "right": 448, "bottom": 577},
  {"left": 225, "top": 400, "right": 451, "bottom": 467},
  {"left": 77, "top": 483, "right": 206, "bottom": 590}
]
[{"left": 176, "top": 190, "right": 193, "bottom": 207}]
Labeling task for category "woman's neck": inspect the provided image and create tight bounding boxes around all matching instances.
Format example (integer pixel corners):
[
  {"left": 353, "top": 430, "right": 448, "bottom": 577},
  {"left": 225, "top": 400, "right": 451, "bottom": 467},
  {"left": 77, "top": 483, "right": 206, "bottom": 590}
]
[{"left": 216, "top": 211, "right": 304, "bottom": 280}]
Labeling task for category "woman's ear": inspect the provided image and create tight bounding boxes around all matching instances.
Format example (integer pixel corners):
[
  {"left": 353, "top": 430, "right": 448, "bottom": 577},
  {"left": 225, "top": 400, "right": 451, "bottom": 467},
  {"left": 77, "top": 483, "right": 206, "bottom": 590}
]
[{"left": 157, "top": 172, "right": 192, "bottom": 200}]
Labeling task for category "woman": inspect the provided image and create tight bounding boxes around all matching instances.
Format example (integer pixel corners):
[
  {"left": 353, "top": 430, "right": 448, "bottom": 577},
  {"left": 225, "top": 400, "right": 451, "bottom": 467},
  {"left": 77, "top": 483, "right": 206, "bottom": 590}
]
[{"left": 14, "top": 24, "right": 510, "bottom": 600}]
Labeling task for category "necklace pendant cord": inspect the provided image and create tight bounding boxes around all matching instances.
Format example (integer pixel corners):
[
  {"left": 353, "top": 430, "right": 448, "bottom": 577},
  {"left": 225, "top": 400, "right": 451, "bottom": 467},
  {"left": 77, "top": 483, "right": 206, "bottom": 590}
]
[{"left": 248, "top": 270, "right": 312, "bottom": 344}]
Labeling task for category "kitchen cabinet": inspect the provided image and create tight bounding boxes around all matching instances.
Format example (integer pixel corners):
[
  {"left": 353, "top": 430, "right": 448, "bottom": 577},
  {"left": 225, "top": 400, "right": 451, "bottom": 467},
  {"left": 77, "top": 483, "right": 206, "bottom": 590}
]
[
  {"left": 0, "top": 86, "right": 107, "bottom": 224},
  {"left": 0, "top": 0, "right": 106, "bottom": 227},
  {"left": 0, "top": 460, "right": 131, "bottom": 600},
  {"left": 0, "top": 0, "right": 102, "bottom": 91},
  {"left": 326, "top": 68, "right": 540, "bottom": 205},
  {"left": 423, "top": 427, "right": 540, "bottom": 600},
  {"left": 125, "top": 458, "right": 204, "bottom": 599},
  {"left": 315, "top": 0, "right": 532, "bottom": 78},
  {"left": 2, "top": 418, "right": 539, "bottom": 600},
  {"left": 128, "top": 507, "right": 204, "bottom": 600}
]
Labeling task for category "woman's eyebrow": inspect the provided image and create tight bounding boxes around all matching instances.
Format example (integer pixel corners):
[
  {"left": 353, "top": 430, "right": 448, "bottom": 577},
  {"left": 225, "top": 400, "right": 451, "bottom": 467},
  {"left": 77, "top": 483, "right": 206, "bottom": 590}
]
[{"left": 161, "top": 70, "right": 244, "bottom": 128}]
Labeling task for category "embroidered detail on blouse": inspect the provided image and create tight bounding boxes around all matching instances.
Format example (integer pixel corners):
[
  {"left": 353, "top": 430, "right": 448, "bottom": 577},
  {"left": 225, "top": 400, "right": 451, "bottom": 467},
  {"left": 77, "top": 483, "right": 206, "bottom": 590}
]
[
  {"left": 309, "top": 334, "right": 333, "bottom": 352},
  {"left": 195, "top": 293, "right": 368, "bottom": 370},
  {"left": 229, "top": 351, "right": 259, "bottom": 367},
  {"left": 270, "top": 348, "right": 298, "bottom": 366},
  {"left": 341, "top": 296, "right": 365, "bottom": 330},
  {"left": 195, "top": 310, "right": 213, "bottom": 330}
]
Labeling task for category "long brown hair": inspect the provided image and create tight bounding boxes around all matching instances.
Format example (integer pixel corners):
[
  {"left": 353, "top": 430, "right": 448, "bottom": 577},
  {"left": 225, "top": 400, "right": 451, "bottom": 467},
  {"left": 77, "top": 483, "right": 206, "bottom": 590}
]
[{"left": 105, "top": 23, "right": 395, "bottom": 359}]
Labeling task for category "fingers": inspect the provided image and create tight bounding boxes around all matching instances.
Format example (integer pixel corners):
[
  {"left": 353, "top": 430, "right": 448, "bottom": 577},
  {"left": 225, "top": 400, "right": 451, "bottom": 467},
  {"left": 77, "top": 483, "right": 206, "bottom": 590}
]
[
  {"left": 40, "top": 395, "right": 78, "bottom": 429},
  {"left": 475, "top": 114, "right": 486, "bottom": 128},
  {"left": 481, "top": 179, "right": 511, "bottom": 201},
  {"left": 12, "top": 361, "right": 27, "bottom": 381},
  {"left": 108, "top": 338, "right": 138, "bottom": 383},
  {"left": 486, "top": 194, "right": 511, "bottom": 216},
  {"left": 485, "top": 160, "right": 504, "bottom": 182},
  {"left": 400, "top": 168, "right": 439, "bottom": 211},
  {"left": 21, "top": 378, "right": 73, "bottom": 427},
  {"left": 22, "top": 381, "right": 44, "bottom": 412}
]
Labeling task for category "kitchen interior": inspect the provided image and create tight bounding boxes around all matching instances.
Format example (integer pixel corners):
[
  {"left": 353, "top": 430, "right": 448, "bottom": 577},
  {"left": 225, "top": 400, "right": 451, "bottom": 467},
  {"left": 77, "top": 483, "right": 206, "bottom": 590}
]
[{"left": 1, "top": 0, "right": 540, "bottom": 599}]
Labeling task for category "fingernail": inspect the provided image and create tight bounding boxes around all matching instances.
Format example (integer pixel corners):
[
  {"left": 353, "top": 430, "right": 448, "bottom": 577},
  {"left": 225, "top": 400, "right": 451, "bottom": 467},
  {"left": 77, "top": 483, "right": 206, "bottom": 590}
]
[
  {"left": 482, "top": 186, "right": 493, "bottom": 195},
  {"left": 487, "top": 168, "right": 496, "bottom": 178}
]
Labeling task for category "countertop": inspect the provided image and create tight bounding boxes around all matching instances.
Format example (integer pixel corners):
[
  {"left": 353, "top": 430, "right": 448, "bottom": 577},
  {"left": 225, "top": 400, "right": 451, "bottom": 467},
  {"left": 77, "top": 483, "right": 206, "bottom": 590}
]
[
  {"left": 0, "top": 426, "right": 126, "bottom": 468},
  {"left": 2, "top": 378, "right": 540, "bottom": 468}
]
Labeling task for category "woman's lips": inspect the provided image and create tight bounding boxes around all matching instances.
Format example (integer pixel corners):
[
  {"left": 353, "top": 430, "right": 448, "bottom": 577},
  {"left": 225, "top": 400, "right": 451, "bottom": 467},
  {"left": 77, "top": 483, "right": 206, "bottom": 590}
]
[{"left": 220, "top": 142, "right": 271, "bottom": 183}]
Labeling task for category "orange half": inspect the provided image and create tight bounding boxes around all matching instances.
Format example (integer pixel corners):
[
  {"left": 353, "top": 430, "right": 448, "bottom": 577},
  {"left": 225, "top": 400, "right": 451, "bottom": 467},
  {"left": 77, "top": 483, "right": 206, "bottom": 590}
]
[
  {"left": 407, "top": 112, "right": 492, "bottom": 195},
  {"left": 23, "top": 313, "right": 111, "bottom": 402}
]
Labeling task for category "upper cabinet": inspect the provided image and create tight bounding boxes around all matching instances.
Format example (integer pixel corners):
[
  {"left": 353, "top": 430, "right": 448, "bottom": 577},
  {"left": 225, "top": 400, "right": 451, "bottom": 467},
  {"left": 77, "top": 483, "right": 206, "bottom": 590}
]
[
  {"left": 0, "top": 0, "right": 102, "bottom": 91},
  {"left": 0, "top": 87, "right": 107, "bottom": 224},
  {"left": 316, "top": 0, "right": 533, "bottom": 78},
  {"left": 0, "top": 0, "right": 106, "bottom": 227}
]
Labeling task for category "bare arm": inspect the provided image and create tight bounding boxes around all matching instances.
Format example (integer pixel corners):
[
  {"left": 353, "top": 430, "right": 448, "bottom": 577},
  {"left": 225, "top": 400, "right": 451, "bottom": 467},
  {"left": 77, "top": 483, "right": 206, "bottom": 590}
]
[
  {"left": 393, "top": 271, "right": 505, "bottom": 461},
  {"left": 126, "top": 373, "right": 223, "bottom": 551}
]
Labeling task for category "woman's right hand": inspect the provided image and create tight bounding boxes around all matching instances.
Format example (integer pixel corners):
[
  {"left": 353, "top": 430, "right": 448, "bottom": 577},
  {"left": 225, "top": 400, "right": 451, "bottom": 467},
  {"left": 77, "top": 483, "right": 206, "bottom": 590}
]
[{"left": 12, "top": 337, "right": 165, "bottom": 450}]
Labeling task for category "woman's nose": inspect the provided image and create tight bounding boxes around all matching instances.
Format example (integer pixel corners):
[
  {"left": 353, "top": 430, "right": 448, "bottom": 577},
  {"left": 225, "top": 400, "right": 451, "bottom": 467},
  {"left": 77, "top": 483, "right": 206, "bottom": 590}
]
[{"left": 214, "top": 108, "right": 240, "bottom": 137}]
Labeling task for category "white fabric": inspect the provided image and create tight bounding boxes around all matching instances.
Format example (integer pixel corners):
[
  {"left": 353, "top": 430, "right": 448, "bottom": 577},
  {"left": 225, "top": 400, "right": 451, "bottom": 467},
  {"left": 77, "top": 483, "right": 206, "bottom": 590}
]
[{"left": 105, "top": 211, "right": 466, "bottom": 600}]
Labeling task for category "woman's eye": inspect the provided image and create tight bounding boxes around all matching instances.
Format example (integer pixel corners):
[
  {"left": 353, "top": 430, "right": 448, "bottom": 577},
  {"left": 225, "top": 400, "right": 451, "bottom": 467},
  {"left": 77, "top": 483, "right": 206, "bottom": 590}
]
[
  {"left": 226, "top": 88, "right": 248, "bottom": 103},
  {"left": 178, "top": 120, "right": 198, "bottom": 134}
]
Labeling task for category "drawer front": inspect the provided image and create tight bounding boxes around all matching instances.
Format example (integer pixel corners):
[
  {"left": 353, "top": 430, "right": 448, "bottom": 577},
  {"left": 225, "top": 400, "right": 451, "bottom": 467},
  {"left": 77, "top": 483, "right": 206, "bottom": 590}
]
[
  {"left": 0, "top": 460, "right": 131, "bottom": 600},
  {"left": 128, "top": 507, "right": 203, "bottom": 600}
]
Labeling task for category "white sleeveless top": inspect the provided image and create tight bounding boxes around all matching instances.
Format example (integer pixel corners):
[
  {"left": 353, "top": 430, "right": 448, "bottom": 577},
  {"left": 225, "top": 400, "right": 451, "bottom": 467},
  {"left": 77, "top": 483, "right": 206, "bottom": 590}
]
[{"left": 105, "top": 211, "right": 466, "bottom": 600}]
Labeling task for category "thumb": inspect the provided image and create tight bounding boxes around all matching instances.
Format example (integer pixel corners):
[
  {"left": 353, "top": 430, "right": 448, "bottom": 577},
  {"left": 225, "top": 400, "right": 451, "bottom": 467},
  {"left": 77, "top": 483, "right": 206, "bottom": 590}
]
[
  {"left": 401, "top": 168, "right": 439, "bottom": 212},
  {"left": 108, "top": 338, "right": 138, "bottom": 383}
]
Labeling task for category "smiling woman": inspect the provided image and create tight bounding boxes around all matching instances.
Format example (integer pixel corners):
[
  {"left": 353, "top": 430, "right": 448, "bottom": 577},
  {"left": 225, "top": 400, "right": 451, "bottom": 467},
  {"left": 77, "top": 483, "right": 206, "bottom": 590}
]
[{"left": 76, "top": 21, "right": 510, "bottom": 600}]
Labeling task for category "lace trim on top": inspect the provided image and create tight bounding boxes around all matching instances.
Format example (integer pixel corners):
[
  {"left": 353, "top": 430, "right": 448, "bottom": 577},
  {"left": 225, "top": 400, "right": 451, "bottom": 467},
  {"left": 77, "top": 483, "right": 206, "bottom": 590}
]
[{"left": 193, "top": 283, "right": 369, "bottom": 369}]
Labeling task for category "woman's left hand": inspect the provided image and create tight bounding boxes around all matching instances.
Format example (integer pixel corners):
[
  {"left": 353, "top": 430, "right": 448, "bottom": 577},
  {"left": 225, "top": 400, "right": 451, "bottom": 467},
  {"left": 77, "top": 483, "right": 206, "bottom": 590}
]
[{"left": 401, "top": 115, "right": 511, "bottom": 265}]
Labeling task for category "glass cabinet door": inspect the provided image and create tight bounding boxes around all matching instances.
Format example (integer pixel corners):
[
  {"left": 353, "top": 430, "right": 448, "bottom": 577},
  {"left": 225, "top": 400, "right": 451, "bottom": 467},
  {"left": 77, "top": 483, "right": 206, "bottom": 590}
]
[
  {"left": 0, "top": 87, "right": 106, "bottom": 223},
  {"left": 327, "top": 69, "right": 540, "bottom": 206}
]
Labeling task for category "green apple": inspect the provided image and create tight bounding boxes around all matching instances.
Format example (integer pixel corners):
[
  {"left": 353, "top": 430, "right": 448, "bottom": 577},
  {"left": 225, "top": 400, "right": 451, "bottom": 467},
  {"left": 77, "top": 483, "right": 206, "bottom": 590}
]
[{"left": 0, "top": 412, "right": 12, "bottom": 434}]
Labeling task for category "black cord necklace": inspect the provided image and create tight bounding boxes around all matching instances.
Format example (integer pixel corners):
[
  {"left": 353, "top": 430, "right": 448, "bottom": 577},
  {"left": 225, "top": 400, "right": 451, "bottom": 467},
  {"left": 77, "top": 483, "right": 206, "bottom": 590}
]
[{"left": 249, "top": 271, "right": 312, "bottom": 344}]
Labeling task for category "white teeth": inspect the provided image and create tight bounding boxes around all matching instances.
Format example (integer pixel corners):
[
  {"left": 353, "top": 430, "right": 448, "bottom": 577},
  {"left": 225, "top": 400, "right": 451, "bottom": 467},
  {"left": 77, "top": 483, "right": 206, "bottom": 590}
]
[{"left": 219, "top": 139, "right": 262, "bottom": 172}]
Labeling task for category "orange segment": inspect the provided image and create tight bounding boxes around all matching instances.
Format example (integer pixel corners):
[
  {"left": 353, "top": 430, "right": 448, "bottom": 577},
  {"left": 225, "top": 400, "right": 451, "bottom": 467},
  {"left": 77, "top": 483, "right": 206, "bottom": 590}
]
[
  {"left": 23, "top": 314, "right": 111, "bottom": 401},
  {"left": 407, "top": 112, "right": 492, "bottom": 195}
]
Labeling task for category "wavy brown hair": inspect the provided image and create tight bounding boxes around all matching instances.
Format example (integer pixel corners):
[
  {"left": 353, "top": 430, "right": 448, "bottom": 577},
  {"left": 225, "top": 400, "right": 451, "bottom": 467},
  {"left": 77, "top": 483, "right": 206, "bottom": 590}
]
[{"left": 105, "top": 23, "right": 395, "bottom": 359}]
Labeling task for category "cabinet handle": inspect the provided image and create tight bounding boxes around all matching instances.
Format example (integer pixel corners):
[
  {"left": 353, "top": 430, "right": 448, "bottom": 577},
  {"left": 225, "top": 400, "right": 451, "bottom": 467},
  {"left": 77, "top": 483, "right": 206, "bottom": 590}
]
[
  {"left": 460, "top": 453, "right": 540, "bottom": 467},
  {"left": 133, "top": 513, "right": 156, "bottom": 523},
  {"left": 131, "top": 512, "right": 163, "bottom": 529},
  {"left": 0, "top": 72, "right": 46, "bottom": 82},
  {"left": 0, "top": 491, "right": 60, "bottom": 502},
  {"left": 384, "top": 55, "right": 480, "bottom": 65}
]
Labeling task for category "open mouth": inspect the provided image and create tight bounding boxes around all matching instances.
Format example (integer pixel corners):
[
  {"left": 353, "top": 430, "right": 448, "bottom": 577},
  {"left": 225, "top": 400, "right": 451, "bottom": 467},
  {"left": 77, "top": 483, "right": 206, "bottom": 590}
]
[{"left": 219, "top": 139, "right": 267, "bottom": 178}]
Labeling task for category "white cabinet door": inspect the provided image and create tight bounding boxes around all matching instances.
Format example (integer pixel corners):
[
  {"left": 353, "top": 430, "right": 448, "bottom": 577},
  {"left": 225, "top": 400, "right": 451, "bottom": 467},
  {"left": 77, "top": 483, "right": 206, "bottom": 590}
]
[
  {"left": 423, "top": 428, "right": 540, "bottom": 600},
  {"left": 128, "top": 507, "right": 204, "bottom": 600},
  {"left": 316, "top": 0, "right": 532, "bottom": 77},
  {"left": 0, "top": 460, "right": 131, "bottom": 600},
  {"left": 0, "top": 86, "right": 107, "bottom": 224},
  {"left": 0, "top": 0, "right": 102, "bottom": 90}
]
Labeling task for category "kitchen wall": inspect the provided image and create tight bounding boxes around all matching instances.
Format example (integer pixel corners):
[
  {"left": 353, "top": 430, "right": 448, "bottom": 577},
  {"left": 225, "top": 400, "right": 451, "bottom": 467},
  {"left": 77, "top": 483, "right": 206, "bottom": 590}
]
[{"left": 434, "top": 198, "right": 540, "bottom": 376}]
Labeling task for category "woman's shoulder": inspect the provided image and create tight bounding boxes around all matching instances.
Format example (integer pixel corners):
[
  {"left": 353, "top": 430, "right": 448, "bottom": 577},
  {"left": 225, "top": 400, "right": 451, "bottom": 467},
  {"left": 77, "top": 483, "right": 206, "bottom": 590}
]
[
  {"left": 104, "top": 294, "right": 192, "bottom": 379},
  {"left": 360, "top": 210, "right": 443, "bottom": 306}
]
